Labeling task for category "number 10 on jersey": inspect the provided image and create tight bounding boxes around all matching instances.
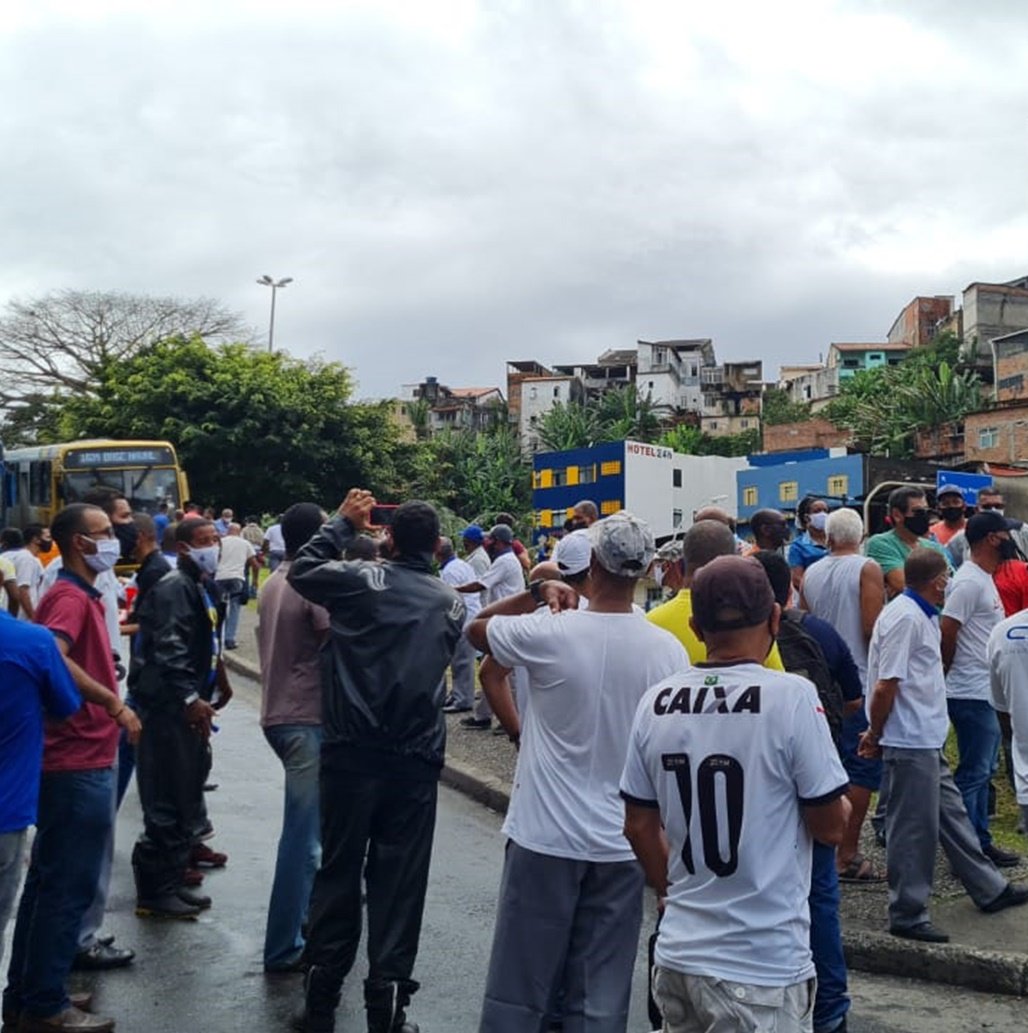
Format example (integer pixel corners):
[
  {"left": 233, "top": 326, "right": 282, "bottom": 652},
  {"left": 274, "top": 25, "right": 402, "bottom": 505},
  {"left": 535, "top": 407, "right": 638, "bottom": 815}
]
[{"left": 661, "top": 752, "right": 744, "bottom": 878}]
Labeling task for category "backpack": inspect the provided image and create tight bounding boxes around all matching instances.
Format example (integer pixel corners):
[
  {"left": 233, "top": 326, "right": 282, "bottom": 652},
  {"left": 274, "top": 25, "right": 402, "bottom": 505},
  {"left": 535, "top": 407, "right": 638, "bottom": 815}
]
[{"left": 777, "top": 609, "right": 844, "bottom": 750}]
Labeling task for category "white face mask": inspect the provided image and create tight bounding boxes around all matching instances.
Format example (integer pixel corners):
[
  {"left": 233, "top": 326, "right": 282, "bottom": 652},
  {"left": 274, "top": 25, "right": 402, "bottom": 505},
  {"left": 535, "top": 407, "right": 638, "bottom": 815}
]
[
  {"left": 809, "top": 512, "right": 828, "bottom": 532},
  {"left": 83, "top": 537, "right": 122, "bottom": 573},
  {"left": 187, "top": 544, "right": 220, "bottom": 576}
]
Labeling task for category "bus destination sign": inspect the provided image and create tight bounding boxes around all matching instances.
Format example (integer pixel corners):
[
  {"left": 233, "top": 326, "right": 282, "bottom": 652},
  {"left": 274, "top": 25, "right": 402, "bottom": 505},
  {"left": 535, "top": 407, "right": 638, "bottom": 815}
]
[{"left": 64, "top": 446, "right": 175, "bottom": 469}]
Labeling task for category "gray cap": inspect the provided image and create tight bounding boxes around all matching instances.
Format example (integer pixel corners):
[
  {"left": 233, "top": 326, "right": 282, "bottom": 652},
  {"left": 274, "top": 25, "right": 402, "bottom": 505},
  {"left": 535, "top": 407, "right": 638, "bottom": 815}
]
[
  {"left": 488, "top": 523, "right": 514, "bottom": 544},
  {"left": 588, "top": 511, "right": 655, "bottom": 577},
  {"left": 655, "top": 537, "right": 685, "bottom": 563}
]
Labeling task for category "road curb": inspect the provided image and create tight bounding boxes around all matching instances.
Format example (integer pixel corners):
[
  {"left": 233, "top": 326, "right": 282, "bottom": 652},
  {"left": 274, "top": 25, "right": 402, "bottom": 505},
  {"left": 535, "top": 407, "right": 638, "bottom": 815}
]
[
  {"left": 221, "top": 644, "right": 1028, "bottom": 998},
  {"left": 842, "top": 927, "right": 1028, "bottom": 996}
]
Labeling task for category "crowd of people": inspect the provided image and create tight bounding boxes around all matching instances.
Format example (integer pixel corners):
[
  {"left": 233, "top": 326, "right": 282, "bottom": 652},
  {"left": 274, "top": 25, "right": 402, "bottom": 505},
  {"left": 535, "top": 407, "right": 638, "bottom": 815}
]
[{"left": 4, "top": 480, "right": 1028, "bottom": 1033}]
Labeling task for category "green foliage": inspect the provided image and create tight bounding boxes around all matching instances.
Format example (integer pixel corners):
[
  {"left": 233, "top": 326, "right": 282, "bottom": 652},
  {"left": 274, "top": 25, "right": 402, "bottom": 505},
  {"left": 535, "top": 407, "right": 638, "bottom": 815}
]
[
  {"left": 54, "top": 336, "right": 411, "bottom": 515},
  {"left": 536, "top": 384, "right": 668, "bottom": 451},
  {"left": 658, "top": 424, "right": 759, "bottom": 457},
  {"left": 824, "top": 335, "right": 987, "bottom": 457},
  {"left": 762, "top": 387, "right": 812, "bottom": 426},
  {"left": 410, "top": 426, "right": 532, "bottom": 526}
]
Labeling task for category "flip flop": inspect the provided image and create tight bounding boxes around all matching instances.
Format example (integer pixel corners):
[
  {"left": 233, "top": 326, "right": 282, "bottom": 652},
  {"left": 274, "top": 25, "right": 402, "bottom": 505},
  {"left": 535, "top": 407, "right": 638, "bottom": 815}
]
[{"left": 838, "top": 854, "right": 885, "bottom": 883}]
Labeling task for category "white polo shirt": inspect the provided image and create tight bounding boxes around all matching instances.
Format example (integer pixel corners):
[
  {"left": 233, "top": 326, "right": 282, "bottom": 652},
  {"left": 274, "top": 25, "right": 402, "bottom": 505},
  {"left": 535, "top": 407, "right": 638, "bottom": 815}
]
[
  {"left": 867, "top": 592, "right": 949, "bottom": 749},
  {"left": 942, "top": 560, "right": 1005, "bottom": 701},
  {"left": 621, "top": 662, "right": 847, "bottom": 986},
  {"left": 479, "top": 550, "right": 525, "bottom": 605},
  {"left": 488, "top": 608, "right": 687, "bottom": 862},
  {"left": 988, "top": 610, "right": 1028, "bottom": 805}
]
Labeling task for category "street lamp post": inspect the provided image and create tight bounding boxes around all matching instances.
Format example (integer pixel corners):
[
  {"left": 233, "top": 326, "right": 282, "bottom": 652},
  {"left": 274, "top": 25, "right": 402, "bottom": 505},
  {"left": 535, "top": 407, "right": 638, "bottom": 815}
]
[{"left": 256, "top": 275, "right": 293, "bottom": 352}]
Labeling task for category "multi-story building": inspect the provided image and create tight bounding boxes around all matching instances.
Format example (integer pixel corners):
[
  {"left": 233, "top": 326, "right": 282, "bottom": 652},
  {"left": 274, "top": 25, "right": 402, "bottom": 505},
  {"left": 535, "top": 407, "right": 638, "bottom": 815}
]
[
  {"left": 961, "top": 276, "right": 1028, "bottom": 369},
  {"left": 635, "top": 338, "right": 716, "bottom": 412},
  {"left": 506, "top": 361, "right": 584, "bottom": 452},
  {"left": 399, "top": 377, "right": 505, "bottom": 436},
  {"left": 531, "top": 439, "right": 749, "bottom": 542},
  {"left": 700, "top": 360, "right": 763, "bottom": 437},
  {"left": 826, "top": 342, "right": 910, "bottom": 381},
  {"left": 778, "top": 364, "right": 839, "bottom": 408},
  {"left": 886, "top": 295, "right": 954, "bottom": 347}
]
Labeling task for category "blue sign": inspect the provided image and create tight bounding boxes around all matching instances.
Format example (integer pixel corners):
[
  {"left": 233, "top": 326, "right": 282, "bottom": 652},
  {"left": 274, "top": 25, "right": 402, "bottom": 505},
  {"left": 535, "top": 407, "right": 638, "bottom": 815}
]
[{"left": 936, "top": 470, "right": 992, "bottom": 505}]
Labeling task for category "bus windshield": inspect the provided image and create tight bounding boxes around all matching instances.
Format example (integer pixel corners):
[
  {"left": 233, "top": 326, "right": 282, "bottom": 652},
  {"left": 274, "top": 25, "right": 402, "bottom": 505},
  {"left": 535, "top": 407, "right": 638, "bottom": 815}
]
[{"left": 61, "top": 467, "right": 181, "bottom": 513}]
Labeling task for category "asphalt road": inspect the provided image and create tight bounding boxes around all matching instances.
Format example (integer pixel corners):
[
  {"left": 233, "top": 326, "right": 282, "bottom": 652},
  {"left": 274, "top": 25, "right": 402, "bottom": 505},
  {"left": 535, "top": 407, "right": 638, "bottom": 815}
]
[{"left": 5, "top": 672, "right": 1027, "bottom": 1031}]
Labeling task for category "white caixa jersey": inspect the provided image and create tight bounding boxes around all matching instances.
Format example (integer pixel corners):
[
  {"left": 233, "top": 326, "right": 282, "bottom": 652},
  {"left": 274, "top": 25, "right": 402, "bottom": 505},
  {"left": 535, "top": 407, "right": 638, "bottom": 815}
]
[{"left": 620, "top": 660, "right": 848, "bottom": 986}]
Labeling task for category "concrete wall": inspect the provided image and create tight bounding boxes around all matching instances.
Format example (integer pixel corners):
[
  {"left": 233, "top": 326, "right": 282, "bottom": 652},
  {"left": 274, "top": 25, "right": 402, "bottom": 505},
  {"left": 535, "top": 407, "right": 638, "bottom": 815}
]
[
  {"left": 995, "top": 332, "right": 1028, "bottom": 403},
  {"left": 964, "top": 284, "right": 1028, "bottom": 361}
]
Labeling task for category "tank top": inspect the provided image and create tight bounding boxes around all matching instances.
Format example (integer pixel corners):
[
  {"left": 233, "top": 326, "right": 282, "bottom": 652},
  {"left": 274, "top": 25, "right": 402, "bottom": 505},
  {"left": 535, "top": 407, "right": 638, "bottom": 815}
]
[{"left": 800, "top": 553, "right": 869, "bottom": 686}]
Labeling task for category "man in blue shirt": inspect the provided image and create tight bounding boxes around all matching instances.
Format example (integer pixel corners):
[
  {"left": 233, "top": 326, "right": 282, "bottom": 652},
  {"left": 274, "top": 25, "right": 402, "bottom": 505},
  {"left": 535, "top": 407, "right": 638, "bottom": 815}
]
[{"left": 0, "top": 611, "right": 82, "bottom": 965}]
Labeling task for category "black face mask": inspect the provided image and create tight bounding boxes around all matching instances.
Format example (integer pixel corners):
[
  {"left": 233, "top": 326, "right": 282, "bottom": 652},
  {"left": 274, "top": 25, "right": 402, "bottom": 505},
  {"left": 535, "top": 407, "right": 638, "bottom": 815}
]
[
  {"left": 998, "top": 537, "right": 1019, "bottom": 562},
  {"left": 940, "top": 507, "right": 965, "bottom": 525},
  {"left": 37, "top": 539, "right": 54, "bottom": 554},
  {"left": 114, "top": 521, "right": 139, "bottom": 561},
  {"left": 904, "top": 512, "right": 930, "bottom": 537}
]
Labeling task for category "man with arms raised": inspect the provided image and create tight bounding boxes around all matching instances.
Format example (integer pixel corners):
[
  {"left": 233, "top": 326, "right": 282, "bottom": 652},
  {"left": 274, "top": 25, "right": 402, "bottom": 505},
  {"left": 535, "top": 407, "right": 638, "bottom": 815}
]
[
  {"left": 471, "top": 512, "right": 687, "bottom": 1033},
  {"left": 621, "top": 554, "right": 850, "bottom": 1033}
]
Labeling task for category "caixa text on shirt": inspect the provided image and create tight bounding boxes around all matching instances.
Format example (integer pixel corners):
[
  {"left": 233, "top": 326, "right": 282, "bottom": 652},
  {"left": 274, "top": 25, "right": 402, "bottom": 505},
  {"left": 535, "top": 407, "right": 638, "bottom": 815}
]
[{"left": 652, "top": 683, "right": 761, "bottom": 716}]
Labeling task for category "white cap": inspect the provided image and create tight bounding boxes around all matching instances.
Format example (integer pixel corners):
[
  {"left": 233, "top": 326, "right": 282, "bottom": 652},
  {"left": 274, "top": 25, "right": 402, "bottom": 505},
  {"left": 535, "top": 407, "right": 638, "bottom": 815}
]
[{"left": 554, "top": 530, "right": 592, "bottom": 577}]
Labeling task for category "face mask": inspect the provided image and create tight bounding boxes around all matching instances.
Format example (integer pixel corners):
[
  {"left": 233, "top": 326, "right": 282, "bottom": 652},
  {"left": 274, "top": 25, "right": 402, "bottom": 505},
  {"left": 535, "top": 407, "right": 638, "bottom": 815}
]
[
  {"left": 38, "top": 539, "right": 53, "bottom": 554},
  {"left": 940, "top": 507, "right": 964, "bottom": 524},
  {"left": 187, "top": 544, "right": 220, "bottom": 576},
  {"left": 83, "top": 537, "right": 122, "bottom": 573},
  {"left": 998, "top": 537, "right": 1019, "bottom": 562},
  {"left": 653, "top": 565, "right": 664, "bottom": 587},
  {"left": 904, "top": 512, "right": 930, "bottom": 537},
  {"left": 983, "top": 506, "right": 1004, "bottom": 516},
  {"left": 114, "top": 521, "right": 139, "bottom": 560},
  {"left": 809, "top": 512, "right": 828, "bottom": 532},
  {"left": 769, "top": 525, "right": 790, "bottom": 546}
]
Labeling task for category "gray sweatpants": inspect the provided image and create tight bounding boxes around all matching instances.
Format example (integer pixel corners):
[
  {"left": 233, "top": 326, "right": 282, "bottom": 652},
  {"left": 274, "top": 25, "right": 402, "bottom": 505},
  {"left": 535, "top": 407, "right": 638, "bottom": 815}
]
[
  {"left": 479, "top": 841, "right": 644, "bottom": 1033},
  {"left": 883, "top": 746, "right": 1007, "bottom": 930},
  {"left": 444, "top": 635, "right": 477, "bottom": 709}
]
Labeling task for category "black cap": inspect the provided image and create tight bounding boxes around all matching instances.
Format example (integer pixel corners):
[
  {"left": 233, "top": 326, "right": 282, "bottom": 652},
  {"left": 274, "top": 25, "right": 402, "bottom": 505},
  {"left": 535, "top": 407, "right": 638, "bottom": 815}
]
[
  {"left": 966, "top": 511, "right": 1019, "bottom": 545},
  {"left": 691, "top": 555, "right": 775, "bottom": 632}
]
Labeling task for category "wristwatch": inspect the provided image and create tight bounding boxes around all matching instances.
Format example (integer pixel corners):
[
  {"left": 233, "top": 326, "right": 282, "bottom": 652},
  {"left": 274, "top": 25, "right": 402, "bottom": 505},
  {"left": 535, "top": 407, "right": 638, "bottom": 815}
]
[{"left": 529, "top": 579, "right": 546, "bottom": 604}]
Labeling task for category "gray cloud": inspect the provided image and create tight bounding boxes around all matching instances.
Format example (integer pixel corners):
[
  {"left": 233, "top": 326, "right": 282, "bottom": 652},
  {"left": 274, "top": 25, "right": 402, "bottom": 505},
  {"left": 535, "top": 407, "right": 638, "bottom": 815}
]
[{"left": 1, "top": 1, "right": 1026, "bottom": 399}]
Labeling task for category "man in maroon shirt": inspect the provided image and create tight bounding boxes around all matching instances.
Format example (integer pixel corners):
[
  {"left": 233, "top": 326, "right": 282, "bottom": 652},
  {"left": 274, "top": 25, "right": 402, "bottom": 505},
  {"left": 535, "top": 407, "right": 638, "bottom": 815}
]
[{"left": 3, "top": 503, "right": 140, "bottom": 1033}]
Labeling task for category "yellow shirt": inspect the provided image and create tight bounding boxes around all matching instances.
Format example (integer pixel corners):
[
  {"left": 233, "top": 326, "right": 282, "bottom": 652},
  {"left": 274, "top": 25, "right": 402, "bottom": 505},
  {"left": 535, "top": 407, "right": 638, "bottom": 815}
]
[{"left": 646, "top": 588, "right": 786, "bottom": 670}]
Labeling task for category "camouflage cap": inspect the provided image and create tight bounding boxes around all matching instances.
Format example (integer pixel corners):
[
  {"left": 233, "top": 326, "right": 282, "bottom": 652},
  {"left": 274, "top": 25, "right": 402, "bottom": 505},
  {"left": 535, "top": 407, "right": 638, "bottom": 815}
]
[{"left": 588, "top": 510, "right": 655, "bottom": 578}]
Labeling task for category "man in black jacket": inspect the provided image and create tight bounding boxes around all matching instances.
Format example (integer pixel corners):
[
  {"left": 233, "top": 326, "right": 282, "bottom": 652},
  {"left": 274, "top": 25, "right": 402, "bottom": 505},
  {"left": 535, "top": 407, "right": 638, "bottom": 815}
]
[
  {"left": 130, "top": 517, "right": 229, "bottom": 919},
  {"left": 288, "top": 489, "right": 465, "bottom": 1033}
]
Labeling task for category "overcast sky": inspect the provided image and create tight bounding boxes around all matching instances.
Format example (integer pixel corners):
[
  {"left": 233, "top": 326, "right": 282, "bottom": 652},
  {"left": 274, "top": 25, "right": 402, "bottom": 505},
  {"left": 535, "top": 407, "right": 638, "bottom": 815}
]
[{"left": 3, "top": 0, "right": 1027, "bottom": 398}]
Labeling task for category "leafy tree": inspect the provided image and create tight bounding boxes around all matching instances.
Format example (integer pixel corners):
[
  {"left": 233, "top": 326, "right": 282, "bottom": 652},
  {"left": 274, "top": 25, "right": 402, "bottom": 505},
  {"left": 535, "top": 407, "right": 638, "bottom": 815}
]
[
  {"left": 762, "top": 387, "right": 812, "bottom": 426},
  {"left": 596, "top": 385, "right": 667, "bottom": 443},
  {"left": 658, "top": 423, "right": 759, "bottom": 457},
  {"left": 54, "top": 336, "right": 408, "bottom": 514},
  {"left": 0, "top": 290, "right": 248, "bottom": 408},
  {"left": 535, "top": 400, "right": 602, "bottom": 451}
]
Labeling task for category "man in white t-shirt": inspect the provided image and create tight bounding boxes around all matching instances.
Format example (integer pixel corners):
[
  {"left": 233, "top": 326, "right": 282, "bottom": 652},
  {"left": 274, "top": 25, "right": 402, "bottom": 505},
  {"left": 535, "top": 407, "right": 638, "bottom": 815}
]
[
  {"left": 989, "top": 607, "right": 1028, "bottom": 835},
  {"left": 215, "top": 523, "right": 258, "bottom": 650},
  {"left": 621, "top": 554, "right": 849, "bottom": 1033},
  {"left": 455, "top": 524, "right": 526, "bottom": 730},
  {"left": 263, "top": 520, "right": 286, "bottom": 572},
  {"left": 436, "top": 537, "right": 481, "bottom": 713},
  {"left": 4, "top": 526, "right": 46, "bottom": 622},
  {"left": 469, "top": 512, "right": 688, "bottom": 1033},
  {"left": 859, "top": 548, "right": 1027, "bottom": 944},
  {"left": 940, "top": 512, "right": 1020, "bottom": 867}
]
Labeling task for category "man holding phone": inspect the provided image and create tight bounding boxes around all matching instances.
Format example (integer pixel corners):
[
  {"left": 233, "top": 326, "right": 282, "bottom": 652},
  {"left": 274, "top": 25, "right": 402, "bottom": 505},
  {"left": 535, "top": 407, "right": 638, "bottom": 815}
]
[{"left": 289, "top": 490, "right": 465, "bottom": 1033}]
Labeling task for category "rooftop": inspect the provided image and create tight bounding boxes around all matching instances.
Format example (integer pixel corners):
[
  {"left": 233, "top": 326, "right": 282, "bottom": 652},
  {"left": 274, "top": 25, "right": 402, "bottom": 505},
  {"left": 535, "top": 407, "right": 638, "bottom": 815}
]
[{"left": 830, "top": 342, "right": 910, "bottom": 352}]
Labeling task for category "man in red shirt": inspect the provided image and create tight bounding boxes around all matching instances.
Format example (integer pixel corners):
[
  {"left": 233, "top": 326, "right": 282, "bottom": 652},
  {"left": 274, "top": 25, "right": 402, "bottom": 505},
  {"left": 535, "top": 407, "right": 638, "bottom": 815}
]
[{"left": 3, "top": 503, "right": 140, "bottom": 1033}]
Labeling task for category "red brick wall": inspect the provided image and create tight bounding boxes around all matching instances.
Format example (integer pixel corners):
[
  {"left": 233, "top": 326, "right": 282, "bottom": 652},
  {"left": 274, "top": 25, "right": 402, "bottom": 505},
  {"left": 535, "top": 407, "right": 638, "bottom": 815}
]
[
  {"left": 996, "top": 351, "right": 1028, "bottom": 403},
  {"left": 914, "top": 422, "right": 964, "bottom": 461},
  {"left": 763, "top": 419, "right": 851, "bottom": 453},
  {"left": 964, "top": 406, "right": 1028, "bottom": 465}
]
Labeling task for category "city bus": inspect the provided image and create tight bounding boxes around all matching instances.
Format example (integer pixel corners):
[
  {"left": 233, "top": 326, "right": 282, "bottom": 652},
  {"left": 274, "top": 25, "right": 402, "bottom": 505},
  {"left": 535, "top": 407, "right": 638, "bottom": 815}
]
[{"left": 1, "top": 439, "right": 190, "bottom": 529}]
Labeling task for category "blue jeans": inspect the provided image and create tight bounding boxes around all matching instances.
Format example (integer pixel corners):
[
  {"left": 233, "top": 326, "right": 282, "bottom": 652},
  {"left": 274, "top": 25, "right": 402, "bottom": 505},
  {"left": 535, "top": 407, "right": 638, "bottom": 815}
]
[
  {"left": 3, "top": 768, "right": 114, "bottom": 1019},
  {"left": 809, "top": 841, "right": 849, "bottom": 1032},
  {"left": 947, "top": 698, "right": 1001, "bottom": 849},
  {"left": 217, "top": 578, "right": 246, "bottom": 646},
  {"left": 263, "top": 724, "right": 322, "bottom": 969}
]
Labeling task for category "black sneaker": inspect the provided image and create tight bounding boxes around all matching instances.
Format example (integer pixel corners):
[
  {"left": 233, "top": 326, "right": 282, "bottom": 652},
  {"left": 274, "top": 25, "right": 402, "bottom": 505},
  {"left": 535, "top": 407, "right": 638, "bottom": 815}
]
[
  {"left": 889, "top": 921, "right": 950, "bottom": 943},
  {"left": 981, "top": 883, "right": 1028, "bottom": 914},
  {"left": 459, "top": 717, "right": 491, "bottom": 730},
  {"left": 984, "top": 843, "right": 1022, "bottom": 868},
  {"left": 442, "top": 701, "right": 472, "bottom": 714},
  {"left": 72, "top": 941, "right": 136, "bottom": 970}
]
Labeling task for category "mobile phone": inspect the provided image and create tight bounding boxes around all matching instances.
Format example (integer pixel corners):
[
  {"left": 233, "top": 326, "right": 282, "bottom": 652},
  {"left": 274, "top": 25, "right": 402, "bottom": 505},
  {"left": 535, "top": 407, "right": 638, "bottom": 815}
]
[{"left": 369, "top": 504, "right": 398, "bottom": 527}]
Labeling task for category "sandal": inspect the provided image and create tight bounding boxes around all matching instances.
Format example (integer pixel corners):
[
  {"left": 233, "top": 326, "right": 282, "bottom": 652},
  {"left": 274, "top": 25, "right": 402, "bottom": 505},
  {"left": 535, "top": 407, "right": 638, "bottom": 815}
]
[{"left": 838, "top": 854, "right": 885, "bottom": 883}]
